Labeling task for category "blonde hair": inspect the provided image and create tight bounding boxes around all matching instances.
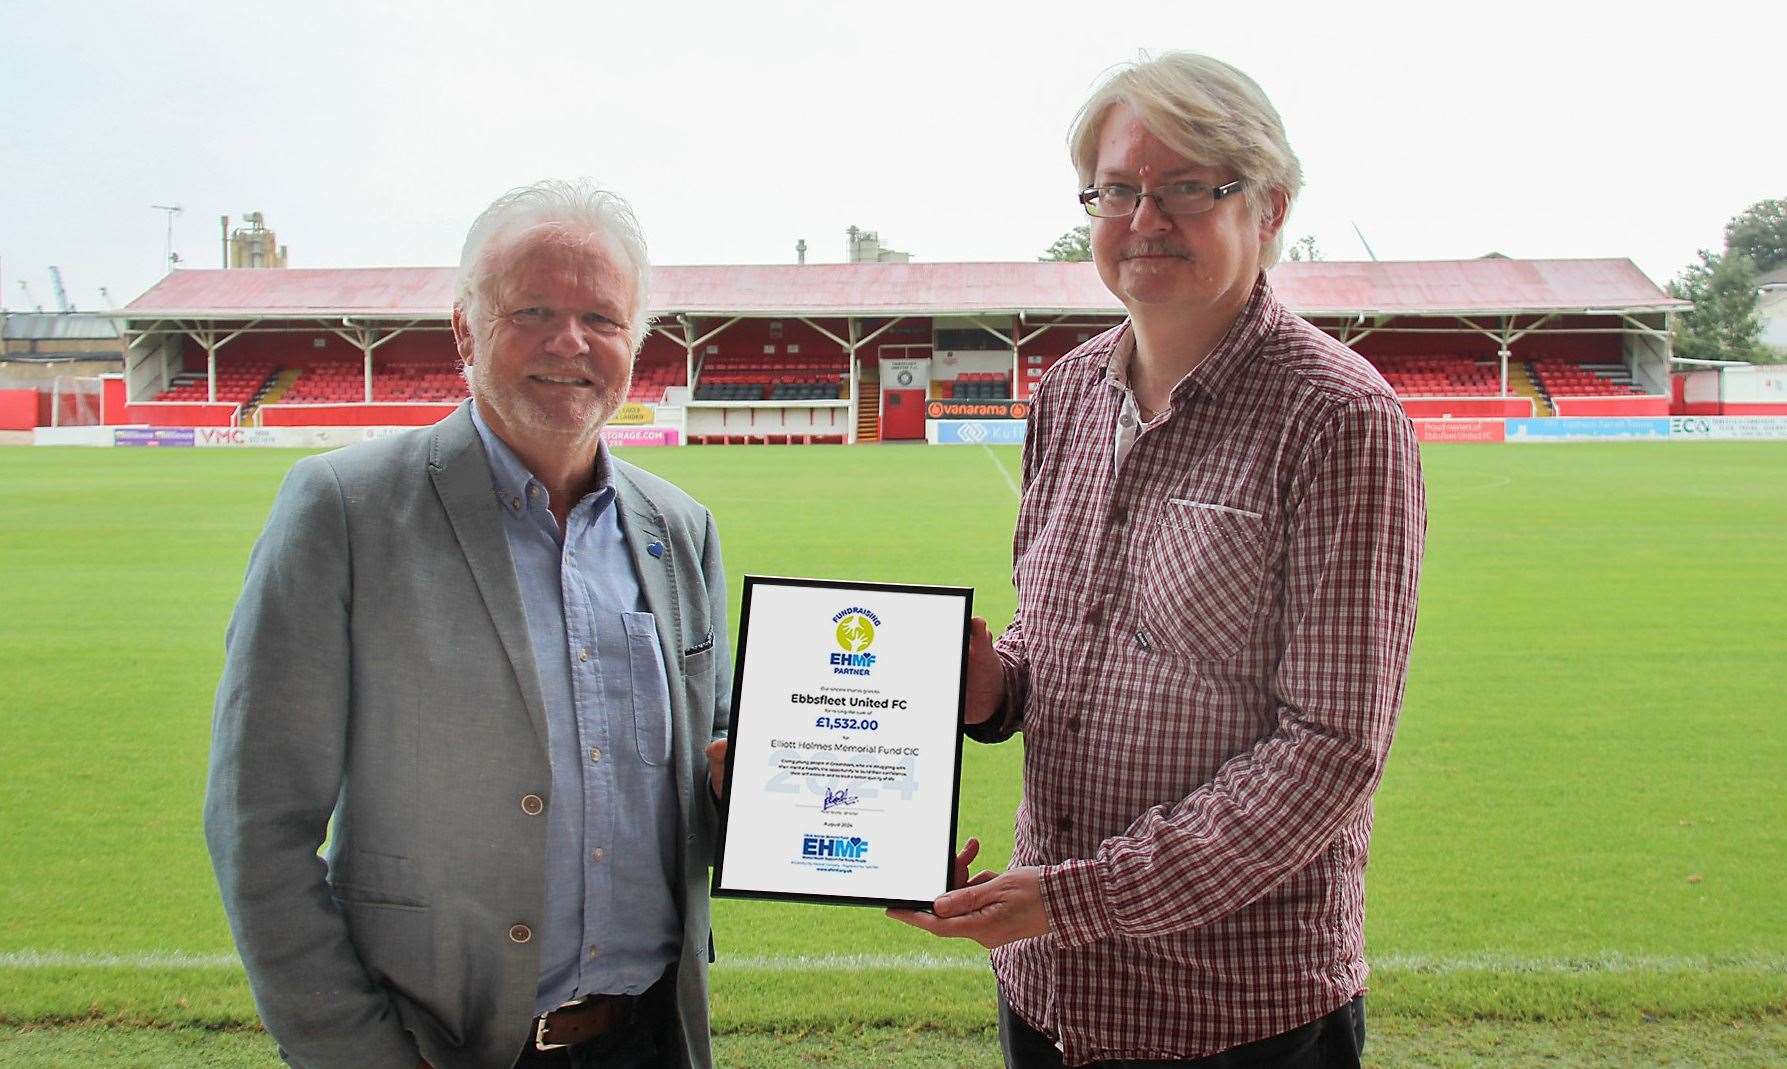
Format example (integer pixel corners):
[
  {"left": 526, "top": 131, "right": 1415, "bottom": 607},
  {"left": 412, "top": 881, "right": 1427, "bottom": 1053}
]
[{"left": 1069, "top": 52, "right": 1303, "bottom": 267}]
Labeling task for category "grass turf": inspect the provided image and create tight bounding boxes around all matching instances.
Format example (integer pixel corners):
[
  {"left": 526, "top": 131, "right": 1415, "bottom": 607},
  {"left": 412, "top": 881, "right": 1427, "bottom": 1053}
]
[
  {"left": 1, "top": 442, "right": 1784, "bottom": 1050},
  {"left": 4, "top": 1018, "right": 1787, "bottom": 1068}
]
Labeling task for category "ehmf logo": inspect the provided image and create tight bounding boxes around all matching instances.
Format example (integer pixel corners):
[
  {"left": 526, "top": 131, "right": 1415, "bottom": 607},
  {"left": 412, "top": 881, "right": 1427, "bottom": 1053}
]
[
  {"left": 829, "top": 607, "right": 881, "bottom": 676},
  {"left": 802, "top": 834, "right": 870, "bottom": 861}
]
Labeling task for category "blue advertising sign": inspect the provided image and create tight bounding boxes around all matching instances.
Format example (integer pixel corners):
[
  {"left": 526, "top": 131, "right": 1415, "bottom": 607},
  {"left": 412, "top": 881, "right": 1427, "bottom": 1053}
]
[
  {"left": 114, "top": 428, "right": 197, "bottom": 447},
  {"left": 930, "top": 419, "right": 1027, "bottom": 446},
  {"left": 1504, "top": 418, "right": 1670, "bottom": 442}
]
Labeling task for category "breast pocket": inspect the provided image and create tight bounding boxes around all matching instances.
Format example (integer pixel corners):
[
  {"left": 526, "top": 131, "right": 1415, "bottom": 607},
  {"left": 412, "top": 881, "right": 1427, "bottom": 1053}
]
[
  {"left": 624, "top": 611, "right": 674, "bottom": 766},
  {"left": 1140, "top": 501, "right": 1266, "bottom": 660}
]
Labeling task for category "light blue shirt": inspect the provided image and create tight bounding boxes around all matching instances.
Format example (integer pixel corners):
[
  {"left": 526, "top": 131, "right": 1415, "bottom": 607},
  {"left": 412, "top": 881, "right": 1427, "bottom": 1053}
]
[{"left": 470, "top": 406, "right": 681, "bottom": 1013}]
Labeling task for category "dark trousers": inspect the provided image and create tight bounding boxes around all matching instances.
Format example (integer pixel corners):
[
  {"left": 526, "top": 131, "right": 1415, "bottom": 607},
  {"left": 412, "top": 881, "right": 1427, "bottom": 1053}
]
[
  {"left": 512, "top": 969, "right": 679, "bottom": 1069},
  {"left": 998, "top": 994, "right": 1365, "bottom": 1069}
]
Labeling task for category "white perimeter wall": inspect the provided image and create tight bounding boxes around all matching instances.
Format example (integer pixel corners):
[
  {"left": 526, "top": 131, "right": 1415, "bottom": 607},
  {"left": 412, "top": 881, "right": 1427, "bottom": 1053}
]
[
  {"left": 684, "top": 404, "right": 850, "bottom": 437},
  {"left": 1721, "top": 364, "right": 1787, "bottom": 404},
  {"left": 1683, "top": 370, "right": 1722, "bottom": 404}
]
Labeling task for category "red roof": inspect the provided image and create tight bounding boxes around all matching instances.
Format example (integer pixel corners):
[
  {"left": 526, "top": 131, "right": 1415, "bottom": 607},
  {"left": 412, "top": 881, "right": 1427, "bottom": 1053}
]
[{"left": 120, "top": 257, "right": 1686, "bottom": 321}]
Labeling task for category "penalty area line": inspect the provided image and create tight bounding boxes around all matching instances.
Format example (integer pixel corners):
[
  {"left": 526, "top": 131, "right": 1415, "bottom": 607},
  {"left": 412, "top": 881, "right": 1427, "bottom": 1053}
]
[{"left": 979, "top": 444, "right": 1021, "bottom": 500}]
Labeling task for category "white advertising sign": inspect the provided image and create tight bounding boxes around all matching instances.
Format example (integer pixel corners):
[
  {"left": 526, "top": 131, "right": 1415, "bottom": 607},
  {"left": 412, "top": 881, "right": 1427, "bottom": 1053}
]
[{"left": 1668, "top": 416, "right": 1787, "bottom": 440}]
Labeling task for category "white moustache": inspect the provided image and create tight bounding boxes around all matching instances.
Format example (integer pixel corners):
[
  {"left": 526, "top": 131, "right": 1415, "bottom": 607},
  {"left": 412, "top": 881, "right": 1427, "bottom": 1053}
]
[{"left": 1121, "top": 246, "right": 1192, "bottom": 259}]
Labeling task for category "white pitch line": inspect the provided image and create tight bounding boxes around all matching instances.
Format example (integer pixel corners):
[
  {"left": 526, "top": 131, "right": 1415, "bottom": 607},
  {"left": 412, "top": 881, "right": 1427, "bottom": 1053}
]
[
  {"left": 5, "top": 949, "right": 1783, "bottom": 975},
  {"left": 1370, "top": 952, "right": 1787, "bottom": 974},
  {"left": 716, "top": 953, "right": 987, "bottom": 971},
  {"left": 0, "top": 950, "right": 243, "bottom": 969},
  {"left": 980, "top": 444, "right": 1021, "bottom": 500}
]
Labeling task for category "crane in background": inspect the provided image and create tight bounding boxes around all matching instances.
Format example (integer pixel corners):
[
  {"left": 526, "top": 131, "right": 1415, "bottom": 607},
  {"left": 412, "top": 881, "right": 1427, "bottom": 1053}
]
[
  {"left": 48, "top": 266, "right": 74, "bottom": 312},
  {"left": 1351, "top": 222, "right": 1380, "bottom": 262},
  {"left": 17, "top": 280, "right": 43, "bottom": 312}
]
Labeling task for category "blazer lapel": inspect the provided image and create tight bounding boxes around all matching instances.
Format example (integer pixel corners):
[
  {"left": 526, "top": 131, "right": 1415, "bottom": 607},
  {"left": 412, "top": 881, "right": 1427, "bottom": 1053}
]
[
  {"left": 427, "top": 405, "right": 551, "bottom": 755},
  {"left": 611, "top": 465, "right": 695, "bottom": 830}
]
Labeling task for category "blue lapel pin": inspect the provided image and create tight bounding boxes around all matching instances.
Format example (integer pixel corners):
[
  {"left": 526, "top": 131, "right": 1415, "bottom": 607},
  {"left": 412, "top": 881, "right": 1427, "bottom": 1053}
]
[{"left": 647, "top": 541, "right": 664, "bottom": 559}]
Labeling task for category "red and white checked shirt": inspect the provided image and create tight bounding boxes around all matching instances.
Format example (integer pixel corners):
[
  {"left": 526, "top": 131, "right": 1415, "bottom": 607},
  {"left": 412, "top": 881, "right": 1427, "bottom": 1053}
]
[{"left": 976, "top": 278, "right": 1426, "bottom": 1065}]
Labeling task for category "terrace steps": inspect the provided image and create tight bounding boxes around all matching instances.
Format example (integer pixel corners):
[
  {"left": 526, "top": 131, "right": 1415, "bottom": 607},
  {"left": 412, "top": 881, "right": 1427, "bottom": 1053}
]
[
  {"left": 1508, "top": 363, "right": 1554, "bottom": 417},
  {"left": 251, "top": 369, "right": 303, "bottom": 411},
  {"left": 856, "top": 370, "right": 879, "bottom": 443}
]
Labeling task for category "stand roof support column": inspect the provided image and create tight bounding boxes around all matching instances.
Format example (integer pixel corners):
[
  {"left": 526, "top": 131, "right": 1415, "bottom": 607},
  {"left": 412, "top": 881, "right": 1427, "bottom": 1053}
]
[{"left": 847, "top": 318, "right": 860, "bottom": 444}]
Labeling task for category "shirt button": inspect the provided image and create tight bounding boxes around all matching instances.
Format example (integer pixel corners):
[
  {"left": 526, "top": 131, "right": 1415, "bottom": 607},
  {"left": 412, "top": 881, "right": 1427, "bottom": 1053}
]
[
  {"left": 1067, "top": 716, "right": 1081, "bottom": 734},
  {"left": 592, "top": 848, "right": 605, "bottom": 862},
  {"left": 509, "top": 496, "right": 522, "bottom": 511},
  {"left": 589, "top": 747, "right": 602, "bottom": 763},
  {"left": 509, "top": 924, "right": 532, "bottom": 944},
  {"left": 578, "top": 647, "right": 590, "bottom": 662},
  {"left": 1086, "top": 604, "right": 1103, "bottom": 628},
  {"left": 520, "top": 794, "right": 545, "bottom": 816},
  {"left": 588, "top": 945, "right": 599, "bottom": 959},
  {"left": 1112, "top": 506, "right": 1128, "bottom": 526},
  {"left": 1056, "top": 815, "right": 1073, "bottom": 833}
]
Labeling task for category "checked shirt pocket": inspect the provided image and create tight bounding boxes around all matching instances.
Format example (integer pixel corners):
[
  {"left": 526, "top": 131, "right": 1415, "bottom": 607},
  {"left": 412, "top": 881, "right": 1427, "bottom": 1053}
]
[{"left": 1140, "top": 500, "right": 1266, "bottom": 660}]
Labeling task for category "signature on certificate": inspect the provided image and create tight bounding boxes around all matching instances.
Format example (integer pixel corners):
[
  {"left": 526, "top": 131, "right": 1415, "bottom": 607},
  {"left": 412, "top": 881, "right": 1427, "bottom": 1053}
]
[{"left": 822, "top": 787, "right": 860, "bottom": 812}]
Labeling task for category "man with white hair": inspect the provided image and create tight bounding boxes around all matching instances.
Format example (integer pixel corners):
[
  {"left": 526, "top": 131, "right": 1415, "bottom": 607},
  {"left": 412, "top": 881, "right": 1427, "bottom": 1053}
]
[
  {"left": 894, "top": 55, "right": 1427, "bottom": 1067},
  {"left": 207, "top": 180, "right": 731, "bottom": 1069}
]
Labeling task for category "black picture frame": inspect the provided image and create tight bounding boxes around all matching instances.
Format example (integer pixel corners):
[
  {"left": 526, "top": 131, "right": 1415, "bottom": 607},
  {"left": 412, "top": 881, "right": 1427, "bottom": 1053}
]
[{"left": 711, "top": 574, "right": 973, "bottom": 910}]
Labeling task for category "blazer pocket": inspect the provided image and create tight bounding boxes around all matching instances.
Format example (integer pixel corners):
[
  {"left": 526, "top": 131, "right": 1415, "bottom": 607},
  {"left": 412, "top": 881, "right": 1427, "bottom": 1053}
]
[
  {"left": 328, "top": 850, "right": 428, "bottom": 909},
  {"left": 1140, "top": 504, "right": 1266, "bottom": 660},
  {"left": 625, "top": 611, "right": 674, "bottom": 766}
]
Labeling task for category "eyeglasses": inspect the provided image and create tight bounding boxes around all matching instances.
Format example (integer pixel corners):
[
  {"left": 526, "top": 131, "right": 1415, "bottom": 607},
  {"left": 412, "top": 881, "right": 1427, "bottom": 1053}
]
[{"left": 1078, "top": 179, "right": 1246, "bottom": 219}]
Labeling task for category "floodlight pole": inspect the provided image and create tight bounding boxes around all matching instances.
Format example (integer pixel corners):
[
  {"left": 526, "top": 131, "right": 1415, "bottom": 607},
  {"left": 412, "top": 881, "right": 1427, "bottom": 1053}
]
[{"left": 151, "top": 205, "right": 184, "bottom": 273}]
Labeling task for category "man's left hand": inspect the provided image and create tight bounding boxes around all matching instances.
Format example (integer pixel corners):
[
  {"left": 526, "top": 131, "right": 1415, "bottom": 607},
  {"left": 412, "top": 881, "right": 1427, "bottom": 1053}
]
[
  {"left": 887, "top": 866, "right": 1049, "bottom": 949},
  {"left": 705, "top": 739, "right": 728, "bottom": 801}
]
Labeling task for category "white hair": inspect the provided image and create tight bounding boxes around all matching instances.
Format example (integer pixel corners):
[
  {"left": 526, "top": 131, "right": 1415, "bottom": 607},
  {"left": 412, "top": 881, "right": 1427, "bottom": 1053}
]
[
  {"left": 1069, "top": 52, "right": 1304, "bottom": 268},
  {"left": 455, "top": 178, "right": 653, "bottom": 352}
]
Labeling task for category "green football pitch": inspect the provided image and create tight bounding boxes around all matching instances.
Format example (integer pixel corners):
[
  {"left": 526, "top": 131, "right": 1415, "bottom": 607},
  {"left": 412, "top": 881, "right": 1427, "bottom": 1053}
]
[{"left": 1, "top": 442, "right": 1784, "bottom": 1063}]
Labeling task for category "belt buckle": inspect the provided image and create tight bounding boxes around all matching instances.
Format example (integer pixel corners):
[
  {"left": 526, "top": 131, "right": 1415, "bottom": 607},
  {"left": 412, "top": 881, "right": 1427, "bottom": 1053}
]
[
  {"left": 533, "top": 999, "right": 586, "bottom": 1053},
  {"left": 533, "top": 1013, "right": 569, "bottom": 1052}
]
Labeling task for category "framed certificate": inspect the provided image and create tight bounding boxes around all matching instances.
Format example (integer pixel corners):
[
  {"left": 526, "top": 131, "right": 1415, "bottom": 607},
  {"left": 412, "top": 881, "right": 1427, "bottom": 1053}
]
[{"left": 712, "top": 575, "right": 972, "bottom": 909}]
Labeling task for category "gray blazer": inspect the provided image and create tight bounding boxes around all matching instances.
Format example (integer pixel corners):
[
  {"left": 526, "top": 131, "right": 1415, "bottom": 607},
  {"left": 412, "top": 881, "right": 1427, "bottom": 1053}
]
[{"left": 204, "top": 404, "right": 731, "bottom": 1069}]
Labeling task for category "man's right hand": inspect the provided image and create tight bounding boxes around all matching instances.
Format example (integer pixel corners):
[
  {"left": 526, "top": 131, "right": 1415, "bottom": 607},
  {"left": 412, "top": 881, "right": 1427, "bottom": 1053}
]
[{"left": 964, "top": 617, "right": 1004, "bottom": 726}]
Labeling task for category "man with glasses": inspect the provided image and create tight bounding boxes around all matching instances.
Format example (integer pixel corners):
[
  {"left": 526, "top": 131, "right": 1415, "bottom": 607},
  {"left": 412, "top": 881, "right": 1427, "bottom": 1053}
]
[{"left": 893, "top": 54, "right": 1427, "bottom": 1068}]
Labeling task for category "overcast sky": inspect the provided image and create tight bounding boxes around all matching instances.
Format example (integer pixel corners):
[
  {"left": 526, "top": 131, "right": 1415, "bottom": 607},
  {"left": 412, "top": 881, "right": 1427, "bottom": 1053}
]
[{"left": 1, "top": 0, "right": 1780, "bottom": 311}]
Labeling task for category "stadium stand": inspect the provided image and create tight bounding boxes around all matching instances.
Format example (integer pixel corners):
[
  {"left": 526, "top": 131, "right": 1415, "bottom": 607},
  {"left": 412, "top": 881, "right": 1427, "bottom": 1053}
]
[
  {"left": 1529, "top": 357, "right": 1647, "bottom": 397},
  {"left": 371, "top": 362, "right": 468, "bottom": 402},
  {"left": 153, "top": 361, "right": 278, "bottom": 404},
  {"left": 941, "top": 372, "right": 1013, "bottom": 400},
  {"left": 280, "top": 361, "right": 369, "bottom": 403},
  {"left": 693, "top": 353, "right": 846, "bottom": 401},
  {"left": 1369, "top": 356, "right": 1499, "bottom": 396},
  {"left": 627, "top": 353, "right": 683, "bottom": 403}
]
